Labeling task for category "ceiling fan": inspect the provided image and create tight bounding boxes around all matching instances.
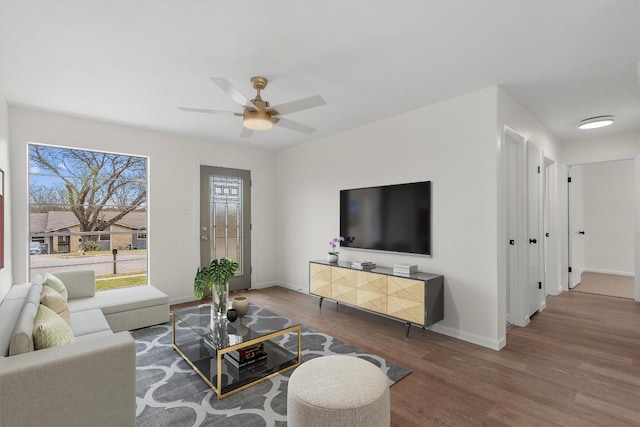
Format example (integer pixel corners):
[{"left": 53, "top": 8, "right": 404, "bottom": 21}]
[{"left": 179, "top": 76, "right": 327, "bottom": 137}]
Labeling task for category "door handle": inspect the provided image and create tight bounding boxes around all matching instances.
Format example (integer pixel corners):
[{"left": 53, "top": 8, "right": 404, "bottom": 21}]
[
  {"left": 201, "top": 236, "right": 209, "bottom": 241},
  {"left": 579, "top": 231, "right": 585, "bottom": 235},
  {"left": 529, "top": 238, "right": 537, "bottom": 244}
]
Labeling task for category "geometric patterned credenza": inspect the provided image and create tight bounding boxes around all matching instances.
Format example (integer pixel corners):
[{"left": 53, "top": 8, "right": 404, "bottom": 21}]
[{"left": 309, "top": 260, "right": 444, "bottom": 334}]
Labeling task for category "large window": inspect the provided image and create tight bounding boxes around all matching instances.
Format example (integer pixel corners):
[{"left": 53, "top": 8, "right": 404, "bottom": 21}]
[{"left": 28, "top": 144, "right": 148, "bottom": 291}]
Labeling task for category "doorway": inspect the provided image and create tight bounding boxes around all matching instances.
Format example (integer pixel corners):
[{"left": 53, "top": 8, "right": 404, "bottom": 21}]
[
  {"left": 200, "top": 165, "right": 251, "bottom": 291},
  {"left": 567, "top": 159, "right": 635, "bottom": 299}
]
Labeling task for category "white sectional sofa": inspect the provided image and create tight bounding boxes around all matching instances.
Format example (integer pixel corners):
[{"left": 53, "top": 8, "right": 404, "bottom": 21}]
[
  {"left": 0, "top": 271, "right": 170, "bottom": 427},
  {"left": 57, "top": 270, "right": 170, "bottom": 333}
]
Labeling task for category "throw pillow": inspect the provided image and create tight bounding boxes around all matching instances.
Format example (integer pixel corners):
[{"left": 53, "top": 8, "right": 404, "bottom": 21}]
[
  {"left": 33, "top": 304, "right": 74, "bottom": 350},
  {"left": 40, "top": 286, "right": 71, "bottom": 325},
  {"left": 43, "top": 272, "right": 68, "bottom": 302}
]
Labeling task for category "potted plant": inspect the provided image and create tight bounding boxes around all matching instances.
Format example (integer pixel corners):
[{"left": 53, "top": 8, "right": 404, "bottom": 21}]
[
  {"left": 194, "top": 257, "right": 239, "bottom": 319},
  {"left": 327, "top": 236, "right": 344, "bottom": 263}
]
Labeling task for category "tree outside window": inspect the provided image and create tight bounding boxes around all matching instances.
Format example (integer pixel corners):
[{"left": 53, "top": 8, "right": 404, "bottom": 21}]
[{"left": 28, "top": 144, "right": 148, "bottom": 291}]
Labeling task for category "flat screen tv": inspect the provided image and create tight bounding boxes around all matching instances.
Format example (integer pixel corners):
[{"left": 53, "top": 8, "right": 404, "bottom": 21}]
[{"left": 340, "top": 181, "right": 431, "bottom": 256}]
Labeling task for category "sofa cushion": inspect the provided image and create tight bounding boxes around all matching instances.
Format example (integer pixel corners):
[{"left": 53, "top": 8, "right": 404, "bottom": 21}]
[
  {"left": 0, "top": 282, "right": 40, "bottom": 356},
  {"left": 0, "top": 299, "right": 26, "bottom": 357},
  {"left": 0, "top": 283, "right": 33, "bottom": 301},
  {"left": 52, "top": 270, "right": 96, "bottom": 299},
  {"left": 69, "top": 309, "right": 111, "bottom": 337},
  {"left": 40, "top": 286, "right": 71, "bottom": 325},
  {"left": 8, "top": 285, "right": 42, "bottom": 356},
  {"left": 73, "top": 329, "right": 114, "bottom": 342},
  {"left": 43, "top": 272, "right": 68, "bottom": 302},
  {"left": 67, "top": 285, "right": 168, "bottom": 316},
  {"left": 33, "top": 304, "right": 74, "bottom": 350}
]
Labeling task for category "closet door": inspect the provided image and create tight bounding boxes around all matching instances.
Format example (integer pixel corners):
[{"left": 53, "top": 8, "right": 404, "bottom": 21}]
[{"left": 527, "top": 143, "right": 543, "bottom": 316}]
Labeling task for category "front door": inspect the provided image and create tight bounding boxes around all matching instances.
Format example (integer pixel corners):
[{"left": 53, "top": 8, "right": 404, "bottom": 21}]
[{"left": 200, "top": 165, "right": 251, "bottom": 291}]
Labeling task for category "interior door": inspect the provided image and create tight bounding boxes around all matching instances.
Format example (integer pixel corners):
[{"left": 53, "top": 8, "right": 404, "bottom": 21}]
[
  {"left": 505, "top": 128, "right": 529, "bottom": 326},
  {"left": 527, "top": 143, "right": 542, "bottom": 316},
  {"left": 200, "top": 165, "right": 251, "bottom": 291},
  {"left": 568, "top": 166, "right": 584, "bottom": 289},
  {"left": 543, "top": 158, "right": 554, "bottom": 295}
]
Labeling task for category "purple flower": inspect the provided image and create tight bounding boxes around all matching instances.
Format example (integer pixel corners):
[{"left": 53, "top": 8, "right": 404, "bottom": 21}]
[{"left": 328, "top": 236, "right": 345, "bottom": 254}]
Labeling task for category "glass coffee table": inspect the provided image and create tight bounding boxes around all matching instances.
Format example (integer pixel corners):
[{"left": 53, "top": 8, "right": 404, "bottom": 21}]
[{"left": 172, "top": 304, "right": 301, "bottom": 399}]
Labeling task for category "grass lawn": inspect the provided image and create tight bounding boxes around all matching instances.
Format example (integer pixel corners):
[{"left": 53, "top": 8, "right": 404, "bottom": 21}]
[{"left": 96, "top": 272, "right": 147, "bottom": 291}]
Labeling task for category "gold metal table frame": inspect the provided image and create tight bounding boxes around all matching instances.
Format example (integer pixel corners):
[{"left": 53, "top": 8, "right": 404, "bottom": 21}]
[{"left": 172, "top": 309, "right": 302, "bottom": 399}]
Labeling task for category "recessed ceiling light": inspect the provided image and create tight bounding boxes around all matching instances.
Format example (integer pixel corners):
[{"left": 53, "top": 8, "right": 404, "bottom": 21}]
[{"left": 577, "top": 116, "right": 614, "bottom": 130}]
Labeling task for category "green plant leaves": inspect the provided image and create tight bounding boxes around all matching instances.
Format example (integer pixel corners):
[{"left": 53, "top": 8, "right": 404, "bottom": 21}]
[{"left": 193, "top": 257, "right": 239, "bottom": 300}]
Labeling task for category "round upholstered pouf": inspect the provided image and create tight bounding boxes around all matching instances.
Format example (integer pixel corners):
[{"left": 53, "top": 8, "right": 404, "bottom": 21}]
[{"left": 287, "top": 355, "right": 390, "bottom": 427}]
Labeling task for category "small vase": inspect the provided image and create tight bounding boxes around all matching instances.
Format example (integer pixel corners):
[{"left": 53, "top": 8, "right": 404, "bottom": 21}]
[
  {"left": 226, "top": 308, "right": 238, "bottom": 322},
  {"left": 232, "top": 296, "right": 249, "bottom": 317},
  {"left": 327, "top": 254, "right": 338, "bottom": 263},
  {"left": 212, "top": 283, "right": 229, "bottom": 320}
]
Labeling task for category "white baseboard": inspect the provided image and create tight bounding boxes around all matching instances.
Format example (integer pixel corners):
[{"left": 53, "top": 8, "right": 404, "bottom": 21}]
[
  {"left": 251, "top": 281, "right": 278, "bottom": 290},
  {"left": 251, "top": 281, "right": 310, "bottom": 294},
  {"left": 428, "top": 323, "right": 505, "bottom": 351},
  {"left": 168, "top": 281, "right": 301, "bottom": 304},
  {"left": 275, "top": 281, "right": 308, "bottom": 293},
  {"left": 549, "top": 285, "right": 562, "bottom": 296},
  {"left": 583, "top": 268, "right": 634, "bottom": 277}
]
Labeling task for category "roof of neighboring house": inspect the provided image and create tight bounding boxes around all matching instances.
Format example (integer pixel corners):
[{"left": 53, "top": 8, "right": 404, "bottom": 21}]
[
  {"left": 30, "top": 213, "right": 48, "bottom": 234},
  {"left": 30, "top": 211, "right": 147, "bottom": 233}
]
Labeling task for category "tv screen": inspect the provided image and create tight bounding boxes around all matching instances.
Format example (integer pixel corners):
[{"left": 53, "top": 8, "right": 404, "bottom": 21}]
[{"left": 340, "top": 181, "right": 431, "bottom": 256}]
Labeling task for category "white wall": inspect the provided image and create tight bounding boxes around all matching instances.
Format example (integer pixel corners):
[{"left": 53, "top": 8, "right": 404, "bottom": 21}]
[
  {"left": 8, "top": 106, "right": 277, "bottom": 303},
  {"left": 583, "top": 160, "right": 635, "bottom": 275},
  {"left": 0, "top": 91, "right": 11, "bottom": 300},
  {"left": 276, "top": 87, "right": 503, "bottom": 349},
  {"left": 560, "top": 130, "right": 640, "bottom": 164}
]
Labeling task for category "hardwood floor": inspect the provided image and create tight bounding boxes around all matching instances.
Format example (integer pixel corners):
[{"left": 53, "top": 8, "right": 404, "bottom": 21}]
[{"left": 173, "top": 287, "right": 640, "bottom": 426}]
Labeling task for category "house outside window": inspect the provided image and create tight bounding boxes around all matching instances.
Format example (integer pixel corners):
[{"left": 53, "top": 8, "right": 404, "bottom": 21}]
[{"left": 28, "top": 144, "right": 148, "bottom": 291}]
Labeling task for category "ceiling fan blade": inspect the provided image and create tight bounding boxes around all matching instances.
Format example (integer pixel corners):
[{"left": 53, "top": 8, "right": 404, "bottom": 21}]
[
  {"left": 210, "top": 77, "right": 260, "bottom": 111},
  {"left": 268, "top": 95, "right": 326, "bottom": 116},
  {"left": 239, "top": 127, "right": 254, "bottom": 138},
  {"left": 178, "top": 107, "right": 237, "bottom": 115},
  {"left": 276, "top": 117, "right": 317, "bottom": 134}
]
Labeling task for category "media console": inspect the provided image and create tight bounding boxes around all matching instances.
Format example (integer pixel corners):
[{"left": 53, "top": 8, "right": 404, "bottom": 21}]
[{"left": 309, "top": 260, "right": 444, "bottom": 336}]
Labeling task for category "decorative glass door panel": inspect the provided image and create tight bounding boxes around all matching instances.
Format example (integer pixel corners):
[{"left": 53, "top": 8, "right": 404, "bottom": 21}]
[
  {"left": 211, "top": 176, "right": 243, "bottom": 274},
  {"left": 201, "top": 166, "right": 251, "bottom": 291}
]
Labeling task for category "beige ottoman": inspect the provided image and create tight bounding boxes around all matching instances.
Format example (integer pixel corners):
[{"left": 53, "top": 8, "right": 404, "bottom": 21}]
[{"left": 287, "top": 355, "right": 390, "bottom": 427}]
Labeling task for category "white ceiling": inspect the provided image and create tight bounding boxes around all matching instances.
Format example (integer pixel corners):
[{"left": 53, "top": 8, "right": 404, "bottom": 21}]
[{"left": 1, "top": 0, "right": 638, "bottom": 150}]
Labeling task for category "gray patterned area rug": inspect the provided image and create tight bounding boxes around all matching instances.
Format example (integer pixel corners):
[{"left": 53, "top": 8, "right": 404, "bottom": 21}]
[{"left": 133, "top": 304, "right": 410, "bottom": 427}]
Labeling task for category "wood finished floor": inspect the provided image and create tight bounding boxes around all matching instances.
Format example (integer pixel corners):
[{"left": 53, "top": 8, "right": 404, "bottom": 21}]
[{"left": 172, "top": 287, "right": 640, "bottom": 426}]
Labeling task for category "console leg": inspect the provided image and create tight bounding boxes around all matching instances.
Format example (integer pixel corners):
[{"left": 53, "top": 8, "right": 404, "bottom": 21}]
[
  {"left": 405, "top": 322, "right": 411, "bottom": 338},
  {"left": 319, "top": 297, "right": 324, "bottom": 309}
]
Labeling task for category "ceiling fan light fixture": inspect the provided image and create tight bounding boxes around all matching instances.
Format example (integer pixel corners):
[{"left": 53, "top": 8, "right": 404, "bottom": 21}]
[
  {"left": 243, "top": 109, "right": 273, "bottom": 131},
  {"left": 577, "top": 115, "right": 614, "bottom": 130}
]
